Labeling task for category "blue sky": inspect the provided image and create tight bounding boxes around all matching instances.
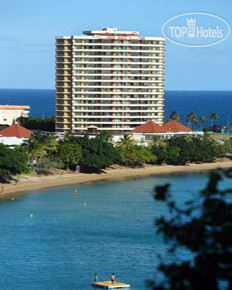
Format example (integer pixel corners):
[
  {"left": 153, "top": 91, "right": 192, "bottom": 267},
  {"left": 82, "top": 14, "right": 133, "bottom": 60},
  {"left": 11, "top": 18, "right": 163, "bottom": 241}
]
[{"left": 0, "top": 0, "right": 231, "bottom": 90}]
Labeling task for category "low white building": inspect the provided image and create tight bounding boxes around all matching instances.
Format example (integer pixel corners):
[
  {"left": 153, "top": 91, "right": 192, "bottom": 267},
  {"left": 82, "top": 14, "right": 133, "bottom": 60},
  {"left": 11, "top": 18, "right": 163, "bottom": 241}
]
[
  {"left": 0, "top": 105, "right": 30, "bottom": 125},
  {"left": 131, "top": 120, "right": 203, "bottom": 145},
  {"left": 0, "top": 123, "right": 33, "bottom": 147}
]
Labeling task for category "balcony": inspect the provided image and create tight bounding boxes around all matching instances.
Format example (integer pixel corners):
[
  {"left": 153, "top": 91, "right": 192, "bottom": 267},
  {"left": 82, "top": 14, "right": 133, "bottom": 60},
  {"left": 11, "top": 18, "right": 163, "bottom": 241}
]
[{"left": 72, "top": 48, "right": 165, "bottom": 54}]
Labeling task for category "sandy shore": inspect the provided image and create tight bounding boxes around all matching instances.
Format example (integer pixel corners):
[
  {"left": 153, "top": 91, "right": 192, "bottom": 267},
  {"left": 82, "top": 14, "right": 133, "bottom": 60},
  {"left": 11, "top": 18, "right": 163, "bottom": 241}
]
[{"left": 1, "top": 160, "right": 232, "bottom": 197}]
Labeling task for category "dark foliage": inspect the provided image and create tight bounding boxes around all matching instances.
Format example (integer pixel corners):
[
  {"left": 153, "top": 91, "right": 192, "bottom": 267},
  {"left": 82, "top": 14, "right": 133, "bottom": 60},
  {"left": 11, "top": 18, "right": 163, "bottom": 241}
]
[
  {"left": 57, "top": 142, "right": 82, "bottom": 169},
  {"left": 148, "top": 169, "right": 232, "bottom": 289},
  {"left": 17, "top": 116, "right": 55, "bottom": 132},
  {"left": 152, "top": 136, "right": 222, "bottom": 165},
  {"left": 118, "top": 145, "right": 157, "bottom": 167},
  {"left": 169, "top": 111, "right": 181, "bottom": 122},
  {"left": 0, "top": 144, "right": 29, "bottom": 179},
  {"left": 204, "top": 125, "right": 222, "bottom": 133},
  {"left": 65, "top": 133, "right": 120, "bottom": 172}
]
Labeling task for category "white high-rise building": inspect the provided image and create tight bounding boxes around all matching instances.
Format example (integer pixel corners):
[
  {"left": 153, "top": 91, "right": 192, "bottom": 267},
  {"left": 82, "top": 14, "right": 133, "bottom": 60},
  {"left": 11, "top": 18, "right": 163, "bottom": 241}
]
[{"left": 55, "top": 27, "right": 165, "bottom": 134}]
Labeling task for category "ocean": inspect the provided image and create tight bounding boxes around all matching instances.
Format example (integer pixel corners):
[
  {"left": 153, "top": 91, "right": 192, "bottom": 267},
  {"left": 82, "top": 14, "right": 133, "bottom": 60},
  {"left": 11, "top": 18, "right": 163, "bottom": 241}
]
[
  {"left": 0, "top": 172, "right": 228, "bottom": 289},
  {"left": 0, "top": 89, "right": 231, "bottom": 127},
  {"left": 0, "top": 89, "right": 230, "bottom": 289}
]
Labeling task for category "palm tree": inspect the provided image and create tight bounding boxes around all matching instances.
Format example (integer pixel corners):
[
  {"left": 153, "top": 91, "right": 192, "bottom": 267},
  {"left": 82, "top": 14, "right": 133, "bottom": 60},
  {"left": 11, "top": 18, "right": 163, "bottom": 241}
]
[
  {"left": 23, "top": 131, "right": 58, "bottom": 162},
  {"left": 187, "top": 112, "right": 197, "bottom": 129},
  {"left": 199, "top": 116, "right": 206, "bottom": 131},
  {"left": 210, "top": 113, "right": 219, "bottom": 130},
  {"left": 116, "top": 134, "right": 134, "bottom": 148},
  {"left": 169, "top": 111, "right": 181, "bottom": 122},
  {"left": 148, "top": 136, "right": 166, "bottom": 149}
]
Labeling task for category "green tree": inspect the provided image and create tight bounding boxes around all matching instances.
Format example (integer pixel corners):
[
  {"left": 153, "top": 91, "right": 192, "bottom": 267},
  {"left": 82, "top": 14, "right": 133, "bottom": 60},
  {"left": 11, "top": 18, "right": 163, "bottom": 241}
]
[
  {"left": 170, "top": 111, "right": 181, "bottom": 122},
  {"left": 58, "top": 142, "right": 82, "bottom": 169},
  {"left": 152, "top": 136, "right": 222, "bottom": 165},
  {"left": 187, "top": 112, "right": 197, "bottom": 129},
  {"left": 199, "top": 116, "right": 206, "bottom": 131},
  {"left": 22, "top": 131, "right": 58, "bottom": 161},
  {"left": 0, "top": 144, "right": 29, "bottom": 179},
  {"left": 203, "top": 125, "right": 222, "bottom": 134},
  {"left": 148, "top": 169, "right": 232, "bottom": 289},
  {"left": 152, "top": 141, "right": 180, "bottom": 165},
  {"left": 35, "top": 157, "right": 64, "bottom": 175},
  {"left": 151, "top": 143, "right": 167, "bottom": 164},
  {"left": 98, "top": 131, "right": 113, "bottom": 143},
  {"left": 188, "top": 135, "right": 222, "bottom": 163},
  {"left": 210, "top": 113, "right": 219, "bottom": 130},
  {"left": 120, "top": 145, "right": 156, "bottom": 167},
  {"left": 147, "top": 136, "right": 166, "bottom": 149},
  {"left": 166, "top": 137, "right": 192, "bottom": 164},
  {"left": 70, "top": 135, "right": 120, "bottom": 172},
  {"left": 17, "top": 116, "right": 55, "bottom": 132},
  {"left": 150, "top": 136, "right": 163, "bottom": 146},
  {"left": 221, "top": 137, "right": 232, "bottom": 155},
  {"left": 116, "top": 134, "right": 134, "bottom": 148}
]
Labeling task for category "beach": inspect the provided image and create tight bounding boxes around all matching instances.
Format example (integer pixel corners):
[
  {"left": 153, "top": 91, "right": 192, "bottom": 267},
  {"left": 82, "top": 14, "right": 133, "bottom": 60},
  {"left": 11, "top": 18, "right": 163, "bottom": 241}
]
[{"left": 1, "top": 160, "right": 231, "bottom": 197}]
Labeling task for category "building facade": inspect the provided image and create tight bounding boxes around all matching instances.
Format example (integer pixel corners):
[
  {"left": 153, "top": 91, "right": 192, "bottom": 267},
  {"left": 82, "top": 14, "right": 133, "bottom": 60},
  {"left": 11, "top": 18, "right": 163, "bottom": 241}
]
[
  {"left": 0, "top": 123, "right": 33, "bottom": 147},
  {"left": 131, "top": 120, "right": 203, "bottom": 145},
  {"left": 55, "top": 27, "right": 165, "bottom": 134},
  {"left": 0, "top": 105, "right": 30, "bottom": 126}
]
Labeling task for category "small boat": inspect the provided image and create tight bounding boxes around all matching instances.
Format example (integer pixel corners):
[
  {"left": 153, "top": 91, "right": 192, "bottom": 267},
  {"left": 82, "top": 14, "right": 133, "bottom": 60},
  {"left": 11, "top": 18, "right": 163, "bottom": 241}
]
[{"left": 92, "top": 280, "right": 131, "bottom": 289}]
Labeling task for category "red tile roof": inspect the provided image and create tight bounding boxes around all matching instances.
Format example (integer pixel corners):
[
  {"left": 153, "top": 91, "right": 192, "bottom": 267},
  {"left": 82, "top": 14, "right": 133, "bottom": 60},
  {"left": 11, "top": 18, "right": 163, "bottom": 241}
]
[
  {"left": 132, "top": 120, "right": 192, "bottom": 133},
  {"left": 162, "top": 120, "right": 192, "bottom": 133},
  {"left": 132, "top": 120, "right": 167, "bottom": 133},
  {"left": 0, "top": 123, "right": 33, "bottom": 138}
]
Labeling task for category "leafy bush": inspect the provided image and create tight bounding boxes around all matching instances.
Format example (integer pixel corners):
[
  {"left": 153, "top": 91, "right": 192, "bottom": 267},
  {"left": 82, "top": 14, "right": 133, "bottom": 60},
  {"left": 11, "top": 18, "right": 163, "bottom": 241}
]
[
  {"left": 152, "top": 136, "right": 222, "bottom": 165},
  {"left": 152, "top": 143, "right": 180, "bottom": 165},
  {"left": 204, "top": 124, "right": 222, "bottom": 133},
  {"left": 119, "top": 145, "right": 157, "bottom": 167},
  {"left": 148, "top": 169, "right": 232, "bottom": 289},
  {"left": 35, "top": 157, "right": 64, "bottom": 175},
  {"left": 58, "top": 142, "right": 82, "bottom": 169},
  {"left": 17, "top": 116, "right": 55, "bottom": 132},
  {"left": 0, "top": 144, "right": 29, "bottom": 179},
  {"left": 22, "top": 131, "right": 58, "bottom": 161},
  {"left": 65, "top": 134, "right": 120, "bottom": 172}
]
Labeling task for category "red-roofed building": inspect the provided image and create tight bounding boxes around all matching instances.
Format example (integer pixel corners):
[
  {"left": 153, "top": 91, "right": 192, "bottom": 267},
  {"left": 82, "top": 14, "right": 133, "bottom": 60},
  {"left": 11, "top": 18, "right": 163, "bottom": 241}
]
[
  {"left": 0, "top": 123, "right": 33, "bottom": 138},
  {"left": 162, "top": 120, "right": 192, "bottom": 133},
  {"left": 0, "top": 123, "right": 33, "bottom": 147},
  {"left": 132, "top": 120, "right": 167, "bottom": 133},
  {"left": 131, "top": 120, "right": 202, "bottom": 144}
]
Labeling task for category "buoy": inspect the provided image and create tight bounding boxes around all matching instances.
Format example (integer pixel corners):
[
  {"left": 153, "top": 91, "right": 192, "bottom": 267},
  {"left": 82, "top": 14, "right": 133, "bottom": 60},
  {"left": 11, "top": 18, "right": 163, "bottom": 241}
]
[
  {"left": 74, "top": 189, "right": 78, "bottom": 194},
  {"left": 29, "top": 213, "right": 34, "bottom": 218},
  {"left": 11, "top": 197, "right": 15, "bottom": 201},
  {"left": 83, "top": 203, "right": 87, "bottom": 207}
]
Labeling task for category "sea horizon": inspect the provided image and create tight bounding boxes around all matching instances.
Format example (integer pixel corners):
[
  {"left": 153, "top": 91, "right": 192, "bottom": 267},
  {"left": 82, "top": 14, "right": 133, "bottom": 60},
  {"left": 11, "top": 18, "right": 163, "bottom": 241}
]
[
  {"left": 0, "top": 88, "right": 232, "bottom": 92},
  {"left": 1, "top": 0, "right": 231, "bottom": 288},
  {"left": 0, "top": 88, "right": 231, "bottom": 128}
]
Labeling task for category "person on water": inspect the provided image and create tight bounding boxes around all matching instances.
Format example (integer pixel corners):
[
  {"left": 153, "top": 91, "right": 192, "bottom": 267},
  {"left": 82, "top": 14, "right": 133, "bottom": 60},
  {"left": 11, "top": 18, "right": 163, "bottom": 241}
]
[
  {"left": 94, "top": 272, "right": 98, "bottom": 282},
  {"left": 110, "top": 273, "right": 115, "bottom": 284}
]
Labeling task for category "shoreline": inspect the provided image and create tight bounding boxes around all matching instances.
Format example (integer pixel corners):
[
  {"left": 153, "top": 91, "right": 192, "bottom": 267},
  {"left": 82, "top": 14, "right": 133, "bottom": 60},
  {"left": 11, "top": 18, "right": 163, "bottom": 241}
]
[{"left": 1, "top": 160, "right": 232, "bottom": 197}]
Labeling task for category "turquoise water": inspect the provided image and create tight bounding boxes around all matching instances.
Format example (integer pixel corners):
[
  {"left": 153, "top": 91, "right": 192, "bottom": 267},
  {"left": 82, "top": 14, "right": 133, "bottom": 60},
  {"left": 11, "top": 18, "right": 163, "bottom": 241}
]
[{"left": 0, "top": 172, "right": 230, "bottom": 289}]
